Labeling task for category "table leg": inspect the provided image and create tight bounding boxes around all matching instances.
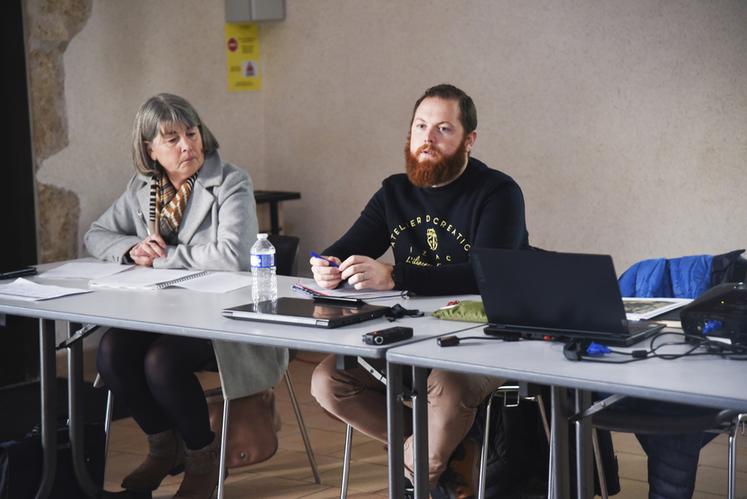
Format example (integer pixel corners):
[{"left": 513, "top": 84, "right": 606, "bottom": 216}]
[
  {"left": 574, "top": 390, "right": 593, "bottom": 499},
  {"left": 36, "top": 319, "right": 57, "bottom": 499},
  {"left": 549, "top": 386, "right": 571, "bottom": 499},
  {"left": 66, "top": 322, "right": 101, "bottom": 498},
  {"left": 412, "top": 366, "right": 429, "bottom": 499},
  {"left": 386, "top": 362, "right": 405, "bottom": 498}
]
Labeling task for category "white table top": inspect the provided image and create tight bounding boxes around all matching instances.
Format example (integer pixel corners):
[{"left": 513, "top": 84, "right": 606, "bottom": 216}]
[
  {"left": 387, "top": 330, "right": 747, "bottom": 412},
  {"left": 0, "top": 267, "right": 480, "bottom": 358}
]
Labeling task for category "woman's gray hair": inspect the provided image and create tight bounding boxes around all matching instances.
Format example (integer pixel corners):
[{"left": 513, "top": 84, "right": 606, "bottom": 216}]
[{"left": 131, "top": 93, "right": 219, "bottom": 176}]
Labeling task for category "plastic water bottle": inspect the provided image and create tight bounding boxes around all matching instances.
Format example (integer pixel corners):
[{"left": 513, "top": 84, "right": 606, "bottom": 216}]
[{"left": 250, "top": 233, "right": 277, "bottom": 309}]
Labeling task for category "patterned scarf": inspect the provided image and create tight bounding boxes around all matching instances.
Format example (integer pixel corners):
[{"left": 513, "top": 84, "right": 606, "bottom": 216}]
[{"left": 149, "top": 173, "right": 198, "bottom": 244}]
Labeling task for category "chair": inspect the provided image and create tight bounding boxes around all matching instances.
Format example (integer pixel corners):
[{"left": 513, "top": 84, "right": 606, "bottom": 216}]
[
  {"left": 265, "top": 232, "right": 321, "bottom": 483},
  {"left": 584, "top": 397, "right": 745, "bottom": 499},
  {"left": 207, "top": 355, "right": 320, "bottom": 499},
  {"left": 217, "top": 233, "right": 318, "bottom": 496},
  {"left": 338, "top": 383, "right": 550, "bottom": 499},
  {"left": 267, "top": 234, "right": 300, "bottom": 277},
  {"left": 212, "top": 232, "right": 318, "bottom": 498},
  {"left": 590, "top": 252, "right": 747, "bottom": 498}
]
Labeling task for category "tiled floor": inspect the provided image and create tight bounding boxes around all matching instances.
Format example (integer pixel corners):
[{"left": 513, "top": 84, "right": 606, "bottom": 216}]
[{"left": 89, "top": 352, "right": 746, "bottom": 498}]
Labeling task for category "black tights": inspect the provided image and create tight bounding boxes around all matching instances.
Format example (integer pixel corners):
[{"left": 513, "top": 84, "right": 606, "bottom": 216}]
[{"left": 96, "top": 329, "right": 216, "bottom": 450}]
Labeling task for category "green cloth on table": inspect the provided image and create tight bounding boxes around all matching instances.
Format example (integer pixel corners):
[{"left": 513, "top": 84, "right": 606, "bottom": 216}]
[{"left": 432, "top": 300, "right": 487, "bottom": 323}]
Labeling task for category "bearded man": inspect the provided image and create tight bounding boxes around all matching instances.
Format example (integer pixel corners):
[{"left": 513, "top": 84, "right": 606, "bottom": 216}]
[{"left": 309, "top": 84, "right": 530, "bottom": 497}]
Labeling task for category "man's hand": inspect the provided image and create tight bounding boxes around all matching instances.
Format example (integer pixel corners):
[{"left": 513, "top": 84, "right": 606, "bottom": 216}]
[
  {"left": 339, "top": 255, "right": 394, "bottom": 291},
  {"left": 128, "top": 234, "right": 167, "bottom": 267},
  {"left": 310, "top": 254, "right": 343, "bottom": 289}
]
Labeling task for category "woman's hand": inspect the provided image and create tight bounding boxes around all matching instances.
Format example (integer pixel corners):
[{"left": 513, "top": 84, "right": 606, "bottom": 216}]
[
  {"left": 129, "top": 234, "right": 167, "bottom": 267},
  {"left": 310, "top": 254, "right": 343, "bottom": 289},
  {"left": 339, "top": 255, "right": 394, "bottom": 291}
]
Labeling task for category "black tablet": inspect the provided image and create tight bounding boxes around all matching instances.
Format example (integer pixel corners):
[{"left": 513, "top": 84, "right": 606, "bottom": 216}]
[{"left": 222, "top": 297, "right": 389, "bottom": 328}]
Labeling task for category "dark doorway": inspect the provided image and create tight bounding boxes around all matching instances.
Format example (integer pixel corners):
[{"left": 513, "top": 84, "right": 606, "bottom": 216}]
[{"left": 1, "top": 0, "right": 41, "bottom": 386}]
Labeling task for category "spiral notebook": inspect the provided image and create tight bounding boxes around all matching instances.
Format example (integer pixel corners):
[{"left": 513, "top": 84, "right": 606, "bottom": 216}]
[{"left": 90, "top": 267, "right": 252, "bottom": 293}]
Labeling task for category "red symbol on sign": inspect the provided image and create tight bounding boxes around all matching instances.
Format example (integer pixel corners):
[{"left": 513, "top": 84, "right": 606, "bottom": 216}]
[{"left": 227, "top": 38, "right": 238, "bottom": 52}]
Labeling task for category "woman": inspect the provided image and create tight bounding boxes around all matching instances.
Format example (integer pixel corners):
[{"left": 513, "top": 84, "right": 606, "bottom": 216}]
[{"left": 85, "top": 93, "right": 288, "bottom": 499}]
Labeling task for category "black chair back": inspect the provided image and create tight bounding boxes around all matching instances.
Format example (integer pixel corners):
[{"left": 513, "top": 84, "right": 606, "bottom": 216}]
[{"left": 267, "top": 234, "right": 300, "bottom": 276}]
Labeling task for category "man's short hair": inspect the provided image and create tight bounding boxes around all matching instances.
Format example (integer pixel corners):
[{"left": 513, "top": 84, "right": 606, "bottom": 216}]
[{"left": 410, "top": 84, "right": 477, "bottom": 135}]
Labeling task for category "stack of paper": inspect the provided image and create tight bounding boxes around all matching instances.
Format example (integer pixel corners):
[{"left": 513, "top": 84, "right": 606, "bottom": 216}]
[{"left": 0, "top": 278, "right": 91, "bottom": 301}]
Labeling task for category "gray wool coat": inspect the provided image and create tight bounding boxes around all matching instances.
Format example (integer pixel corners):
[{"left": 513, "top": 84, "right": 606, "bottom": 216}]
[{"left": 84, "top": 152, "right": 288, "bottom": 400}]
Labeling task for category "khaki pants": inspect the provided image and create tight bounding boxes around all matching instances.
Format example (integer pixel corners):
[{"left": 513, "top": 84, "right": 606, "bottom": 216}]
[{"left": 310, "top": 354, "right": 503, "bottom": 486}]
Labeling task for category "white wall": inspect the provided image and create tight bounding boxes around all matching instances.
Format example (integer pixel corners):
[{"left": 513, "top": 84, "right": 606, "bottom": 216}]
[{"left": 39, "top": 0, "right": 747, "bottom": 275}]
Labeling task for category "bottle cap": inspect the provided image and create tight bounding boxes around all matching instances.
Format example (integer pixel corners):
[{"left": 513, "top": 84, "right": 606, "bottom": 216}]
[{"left": 257, "top": 233, "right": 268, "bottom": 239}]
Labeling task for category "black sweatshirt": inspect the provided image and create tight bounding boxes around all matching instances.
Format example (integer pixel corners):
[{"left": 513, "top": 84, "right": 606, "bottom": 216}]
[{"left": 324, "top": 157, "right": 529, "bottom": 295}]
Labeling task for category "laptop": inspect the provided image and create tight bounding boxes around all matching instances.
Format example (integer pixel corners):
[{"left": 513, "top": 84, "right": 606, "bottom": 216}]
[
  {"left": 222, "top": 297, "right": 389, "bottom": 328},
  {"left": 471, "top": 248, "right": 664, "bottom": 346},
  {"left": 0, "top": 263, "right": 37, "bottom": 280}
]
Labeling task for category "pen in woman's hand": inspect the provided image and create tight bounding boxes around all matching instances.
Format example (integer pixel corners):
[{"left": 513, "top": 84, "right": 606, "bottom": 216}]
[{"left": 136, "top": 209, "right": 152, "bottom": 236}]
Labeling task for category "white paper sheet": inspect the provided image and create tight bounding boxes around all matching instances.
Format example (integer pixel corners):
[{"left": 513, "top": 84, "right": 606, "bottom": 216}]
[
  {"left": 40, "top": 261, "right": 133, "bottom": 280},
  {"left": 0, "top": 278, "right": 92, "bottom": 301},
  {"left": 175, "top": 272, "right": 252, "bottom": 293},
  {"left": 623, "top": 297, "right": 692, "bottom": 320}
]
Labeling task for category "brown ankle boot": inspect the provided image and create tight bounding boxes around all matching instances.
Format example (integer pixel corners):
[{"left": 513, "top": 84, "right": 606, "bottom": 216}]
[
  {"left": 122, "top": 429, "right": 185, "bottom": 492},
  {"left": 173, "top": 436, "right": 221, "bottom": 499}
]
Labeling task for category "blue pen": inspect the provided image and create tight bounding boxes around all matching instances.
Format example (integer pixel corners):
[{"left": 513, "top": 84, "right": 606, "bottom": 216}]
[{"left": 310, "top": 251, "right": 339, "bottom": 268}]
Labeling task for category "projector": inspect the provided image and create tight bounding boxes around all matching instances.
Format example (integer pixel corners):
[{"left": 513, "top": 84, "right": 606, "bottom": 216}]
[{"left": 680, "top": 282, "right": 747, "bottom": 346}]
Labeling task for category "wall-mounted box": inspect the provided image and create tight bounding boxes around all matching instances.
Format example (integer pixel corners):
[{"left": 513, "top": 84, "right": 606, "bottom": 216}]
[{"left": 225, "top": 0, "right": 285, "bottom": 22}]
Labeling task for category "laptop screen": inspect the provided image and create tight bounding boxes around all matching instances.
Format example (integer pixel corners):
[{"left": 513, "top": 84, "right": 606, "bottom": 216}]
[{"left": 471, "top": 248, "right": 629, "bottom": 334}]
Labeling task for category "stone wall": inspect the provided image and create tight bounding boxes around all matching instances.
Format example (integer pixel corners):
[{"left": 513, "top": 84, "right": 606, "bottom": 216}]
[{"left": 24, "top": 0, "right": 92, "bottom": 262}]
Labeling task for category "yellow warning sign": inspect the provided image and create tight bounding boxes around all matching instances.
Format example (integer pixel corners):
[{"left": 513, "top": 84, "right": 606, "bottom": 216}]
[{"left": 225, "top": 23, "right": 261, "bottom": 92}]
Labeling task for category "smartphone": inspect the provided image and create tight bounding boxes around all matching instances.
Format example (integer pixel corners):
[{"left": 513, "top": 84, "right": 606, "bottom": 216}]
[{"left": 362, "top": 326, "right": 414, "bottom": 345}]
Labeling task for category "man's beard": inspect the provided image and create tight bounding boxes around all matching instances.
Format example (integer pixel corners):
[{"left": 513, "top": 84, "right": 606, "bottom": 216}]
[{"left": 405, "top": 135, "right": 468, "bottom": 188}]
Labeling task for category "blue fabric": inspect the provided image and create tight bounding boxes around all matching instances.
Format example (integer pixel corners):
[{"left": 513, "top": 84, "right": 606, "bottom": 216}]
[
  {"left": 618, "top": 254, "right": 712, "bottom": 299},
  {"left": 618, "top": 259, "right": 670, "bottom": 297},
  {"left": 669, "top": 256, "right": 711, "bottom": 299}
]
